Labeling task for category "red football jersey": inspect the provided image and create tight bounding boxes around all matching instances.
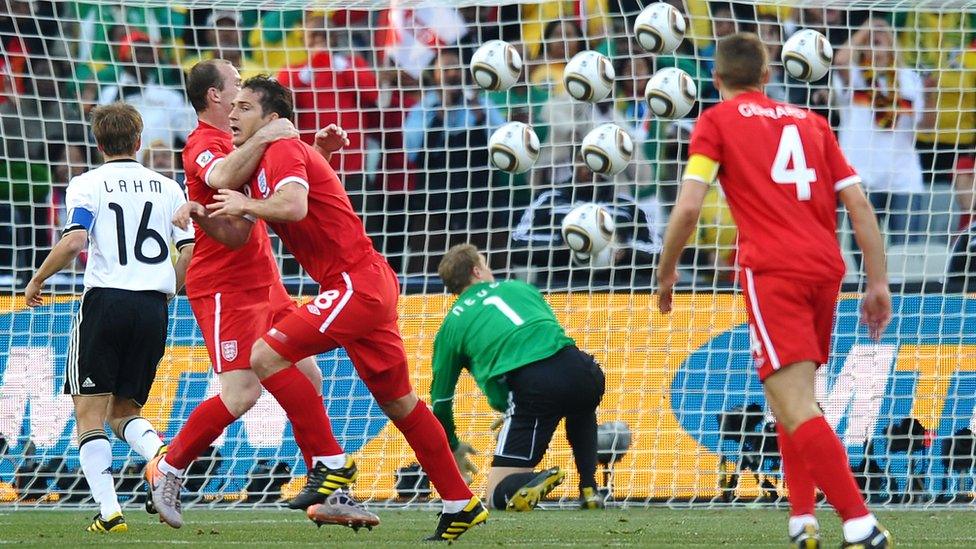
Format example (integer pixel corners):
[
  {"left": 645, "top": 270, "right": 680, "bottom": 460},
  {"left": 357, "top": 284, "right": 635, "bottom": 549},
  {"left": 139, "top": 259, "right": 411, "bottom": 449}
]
[
  {"left": 182, "top": 121, "right": 282, "bottom": 298},
  {"left": 688, "top": 92, "right": 860, "bottom": 283},
  {"left": 248, "top": 138, "right": 376, "bottom": 283}
]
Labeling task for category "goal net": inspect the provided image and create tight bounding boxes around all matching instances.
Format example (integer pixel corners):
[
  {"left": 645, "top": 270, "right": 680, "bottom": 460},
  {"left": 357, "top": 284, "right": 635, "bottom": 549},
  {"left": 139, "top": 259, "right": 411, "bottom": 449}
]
[{"left": 1, "top": 0, "right": 975, "bottom": 510}]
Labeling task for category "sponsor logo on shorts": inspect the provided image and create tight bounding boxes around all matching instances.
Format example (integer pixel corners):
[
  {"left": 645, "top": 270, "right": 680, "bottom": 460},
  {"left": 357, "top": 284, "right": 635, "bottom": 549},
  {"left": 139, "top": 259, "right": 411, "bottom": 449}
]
[
  {"left": 82, "top": 377, "right": 95, "bottom": 388},
  {"left": 306, "top": 304, "right": 321, "bottom": 315},
  {"left": 195, "top": 149, "right": 214, "bottom": 168},
  {"left": 221, "top": 340, "right": 238, "bottom": 361}
]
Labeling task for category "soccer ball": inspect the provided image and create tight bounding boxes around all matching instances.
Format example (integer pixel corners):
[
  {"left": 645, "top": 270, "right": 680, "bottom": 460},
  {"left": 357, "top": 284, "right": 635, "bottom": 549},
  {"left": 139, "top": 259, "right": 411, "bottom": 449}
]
[
  {"left": 597, "top": 421, "right": 632, "bottom": 464},
  {"left": 561, "top": 202, "right": 615, "bottom": 254},
  {"left": 571, "top": 246, "right": 615, "bottom": 269},
  {"left": 470, "top": 40, "right": 523, "bottom": 91},
  {"left": 782, "top": 29, "right": 833, "bottom": 82},
  {"left": 488, "top": 121, "right": 540, "bottom": 173},
  {"left": 563, "top": 50, "right": 615, "bottom": 102},
  {"left": 633, "top": 3, "right": 686, "bottom": 54},
  {"left": 580, "top": 123, "right": 633, "bottom": 176},
  {"left": 645, "top": 67, "right": 697, "bottom": 119}
]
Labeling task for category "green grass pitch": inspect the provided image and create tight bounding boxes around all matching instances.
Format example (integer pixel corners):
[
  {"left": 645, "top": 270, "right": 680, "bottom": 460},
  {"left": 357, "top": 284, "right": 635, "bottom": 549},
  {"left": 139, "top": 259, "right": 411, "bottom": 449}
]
[{"left": 1, "top": 508, "right": 972, "bottom": 547}]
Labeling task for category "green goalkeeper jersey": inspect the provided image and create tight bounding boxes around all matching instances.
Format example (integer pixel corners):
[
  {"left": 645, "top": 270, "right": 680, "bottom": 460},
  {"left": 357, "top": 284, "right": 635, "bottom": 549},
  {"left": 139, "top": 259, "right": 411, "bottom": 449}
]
[{"left": 430, "top": 279, "right": 575, "bottom": 449}]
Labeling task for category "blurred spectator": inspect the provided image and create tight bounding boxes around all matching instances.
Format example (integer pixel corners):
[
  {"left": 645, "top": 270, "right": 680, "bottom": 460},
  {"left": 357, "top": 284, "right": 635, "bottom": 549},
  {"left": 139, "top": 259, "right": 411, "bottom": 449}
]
[
  {"left": 511, "top": 160, "right": 660, "bottom": 288},
  {"left": 457, "top": 6, "right": 521, "bottom": 64},
  {"left": 693, "top": 186, "right": 738, "bottom": 283},
  {"left": 140, "top": 139, "right": 176, "bottom": 181},
  {"left": 609, "top": 55, "right": 659, "bottom": 217},
  {"left": 247, "top": 10, "right": 308, "bottom": 75},
  {"left": 656, "top": 0, "right": 717, "bottom": 105},
  {"left": 0, "top": 1, "right": 66, "bottom": 103},
  {"left": 756, "top": 14, "right": 788, "bottom": 102},
  {"left": 833, "top": 18, "right": 930, "bottom": 257},
  {"left": 380, "top": 7, "right": 468, "bottom": 81},
  {"left": 97, "top": 32, "right": 196, "bottom": 154},
  {"left": 956, "top": 161, "right": 975, "bottom": 231},
  {"left": 0, "top": 55, "right": 85, "bottom": 279},
  {"left": 528, "top": 20, "right": 598, "bottom": 186},
  {"left": 278, "top": 13, "right": 380, "bottom": 220},
  {"left": 403, "top": 47, "right": 506, "bottom": 273},
  {"left": 521, "top": 1, "right": 610, "bottom": 60},
  {"left": 182, "top": 10, "right": 264, "bottom": 79}
]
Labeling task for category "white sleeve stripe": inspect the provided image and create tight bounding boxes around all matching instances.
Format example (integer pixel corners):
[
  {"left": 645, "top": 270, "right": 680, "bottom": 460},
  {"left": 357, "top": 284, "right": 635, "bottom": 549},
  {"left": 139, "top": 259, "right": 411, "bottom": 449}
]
[
  {"left": 274, "top": 176, "right": 309, "bottom": 191},
  {"left": 834, "top": 175, "right": 861, "bottom": 191},
  {"left": 683, "top": 175, "right": 711, "bottom": 185},
  {"left": 203, "top": 157, "right": 225, "bottom": 188}
]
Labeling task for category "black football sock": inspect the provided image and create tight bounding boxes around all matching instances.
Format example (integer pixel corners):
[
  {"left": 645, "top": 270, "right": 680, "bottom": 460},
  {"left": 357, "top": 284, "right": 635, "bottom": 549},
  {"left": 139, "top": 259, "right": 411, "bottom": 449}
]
[{"left": 566, "top": 410, "right": 599, "bottom": 491}]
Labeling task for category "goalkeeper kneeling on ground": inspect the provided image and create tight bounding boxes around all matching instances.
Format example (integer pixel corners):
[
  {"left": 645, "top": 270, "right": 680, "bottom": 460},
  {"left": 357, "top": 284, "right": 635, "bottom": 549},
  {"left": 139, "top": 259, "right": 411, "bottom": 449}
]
[{"left": 431, "top": 244, "right": 607, "bottom": 511}]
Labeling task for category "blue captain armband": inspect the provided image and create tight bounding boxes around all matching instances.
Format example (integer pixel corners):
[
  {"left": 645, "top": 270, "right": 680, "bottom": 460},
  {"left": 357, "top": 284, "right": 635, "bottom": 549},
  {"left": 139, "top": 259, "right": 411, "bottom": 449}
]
[{"left": 63, "top": 207, "right": 94, "bottom": 234}]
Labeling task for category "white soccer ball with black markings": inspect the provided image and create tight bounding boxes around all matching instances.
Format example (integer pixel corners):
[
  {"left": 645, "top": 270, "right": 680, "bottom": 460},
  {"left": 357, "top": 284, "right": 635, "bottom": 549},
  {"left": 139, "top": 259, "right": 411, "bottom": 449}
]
[
  {"left": 563, "top": 50, "right": 615, "bottom": 102},
  {"left": 488, "top": 121, "right": 540, "bottom": 174},
  {"left": 645, "top": 67, "right": 697, "bottom": 119},
  {"left": 561, "top": 202, "right": 616, "bottom": 254},
  {"left": 470, "top": 40, "right": 523, "bottom": 91},
  {"left": 633, "top": 2, "right": 686, "bottom": 54},
  {"left": 782, "top": 29, "right": 833, "bottom": 82},
  {"left": 580, "top": 123, "right": 633, "bottom": 176},
  {"left": 571, "top": 246, "right": 615, "bottom": 269}
]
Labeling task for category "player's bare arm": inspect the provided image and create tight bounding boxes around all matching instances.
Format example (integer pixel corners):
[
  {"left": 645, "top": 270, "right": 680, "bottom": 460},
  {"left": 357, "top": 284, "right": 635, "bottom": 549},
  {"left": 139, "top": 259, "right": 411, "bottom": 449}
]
[
  {"left": 208, "top": 183, "right": 308, "bottom": 223},
  {"left": 173, "top": 200, "right": 254, "bottom": 249},
  {"left": 173, "top": 243, "right": 195, "bottom": 294},
  {"left": 24, "top": 230, "right": 88, "bottom": 307},
  {"left": 314, "top": 124, "right": 350, "bottom": 163},
  {"left": 656, "top": 178, "right": 710, "bottom": 314},
  {"left": 207, "top": 118, "right": 299, "bottom": 190},
  {"left": 839, "top": 184, "right": 892, "bottom": 340}
]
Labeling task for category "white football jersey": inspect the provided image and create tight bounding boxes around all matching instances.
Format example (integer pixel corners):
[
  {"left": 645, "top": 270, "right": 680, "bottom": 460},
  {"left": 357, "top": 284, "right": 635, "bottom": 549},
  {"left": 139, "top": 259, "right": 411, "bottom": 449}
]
[{"left": 64, "top": 160, "right": 194, "bottom": 295}]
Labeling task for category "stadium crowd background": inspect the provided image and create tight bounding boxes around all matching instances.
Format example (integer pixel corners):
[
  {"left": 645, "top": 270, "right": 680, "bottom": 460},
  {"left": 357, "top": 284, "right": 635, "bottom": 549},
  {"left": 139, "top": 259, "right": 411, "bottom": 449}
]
[{"left": 0, "top": 1, "right": 974, "bottom": 292}]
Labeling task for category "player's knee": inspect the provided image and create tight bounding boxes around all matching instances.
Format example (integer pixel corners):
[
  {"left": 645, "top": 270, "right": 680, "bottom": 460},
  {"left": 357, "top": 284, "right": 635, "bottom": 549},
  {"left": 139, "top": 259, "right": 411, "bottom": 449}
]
[
  {"left": 378, "top": 392, "right": 419, "bottom": 421},
  {"left": 296, "top": 358, "right": 323, "bottom": 396},
  {"left": 220, "top": 383, "right": 261, "bottom": 417},
  {"left": 250, "top": 340, "right": 285, "bottom": 379}
]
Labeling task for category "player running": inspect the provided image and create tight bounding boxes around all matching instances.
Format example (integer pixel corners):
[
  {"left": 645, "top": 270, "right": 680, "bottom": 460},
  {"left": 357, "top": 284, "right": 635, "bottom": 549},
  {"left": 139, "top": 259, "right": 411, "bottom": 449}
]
[
  {"left": 25, "top": 104, "right": 194, "bottom": 533},
  {"left": 656, "top": 34, "right": 892, "bottom": 549},
  {"left": 432, "top": 244, "right": 607, "bottom": 512},
  {"left": 196, "top": 75, "right": 486, "bottom": 541},
  {"left": 145, "top": 59, "right": 370, "bottom": 530}
]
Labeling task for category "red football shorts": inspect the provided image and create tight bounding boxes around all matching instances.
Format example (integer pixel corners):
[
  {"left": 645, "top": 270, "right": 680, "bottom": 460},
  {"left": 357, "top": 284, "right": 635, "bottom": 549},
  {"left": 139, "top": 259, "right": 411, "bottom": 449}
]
[
  {"left": 190, "top": 283, "right": 297, "bottom": 373},
  {"left": 262, "top": 256, "right": 412, "bottom": 403},
  {"left": 741, "top": 268, "right": 841, "bottom": 382}
]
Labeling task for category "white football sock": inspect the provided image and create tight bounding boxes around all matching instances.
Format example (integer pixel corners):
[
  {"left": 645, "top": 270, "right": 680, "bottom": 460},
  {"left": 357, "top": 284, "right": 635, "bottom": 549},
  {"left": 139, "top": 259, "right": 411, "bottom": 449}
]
[
  {"left": 788, "top": 514, "right": 818, "bottom": 537},
  {"left": 442, "top": 498, "right": 472, "bottom": 514},
  {"left": 313, "top": 454, "right": 347, "bottom": 469},
  {"left": 121, "top": 417, "right": 164, "bottom": 460},
  {"left": 843, "top": 514, "right": 878, "bottom": 542},
  {"left": 79, "top": 432, "right": 122, "bottom": 519},
  {"left": 158, "top": 456, "right": 185, "bottom": 478}
]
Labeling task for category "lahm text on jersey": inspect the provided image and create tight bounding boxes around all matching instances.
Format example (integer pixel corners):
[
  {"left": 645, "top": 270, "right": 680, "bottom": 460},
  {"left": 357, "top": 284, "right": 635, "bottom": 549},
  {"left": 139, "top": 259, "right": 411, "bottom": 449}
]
[{"left": 103, "top": 179, "right": 163, "bottom": 194}]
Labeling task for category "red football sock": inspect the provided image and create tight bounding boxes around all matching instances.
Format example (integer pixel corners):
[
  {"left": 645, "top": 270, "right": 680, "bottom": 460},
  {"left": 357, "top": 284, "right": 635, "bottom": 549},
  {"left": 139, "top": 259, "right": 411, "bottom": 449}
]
[
  {"left": 393, "top": 401, "right": 473, "bottom": 501},
  {"left": 166, "top": 396, "right": 236, "bottom": 470},
  {"left": 777, "top": 423, "right": 815, "bottom": 517},
  {"left": 262, "top": 367, "right": 343, "bottom": 469},
  {"left": 790, "top": 416, "right": 869, "bottom": 521}
]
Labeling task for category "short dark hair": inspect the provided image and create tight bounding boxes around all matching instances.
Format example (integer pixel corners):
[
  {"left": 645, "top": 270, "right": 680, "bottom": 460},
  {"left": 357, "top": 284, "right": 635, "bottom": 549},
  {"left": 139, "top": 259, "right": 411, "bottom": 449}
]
[
  {"left": 90, "top": 103, "right": 143, "bottom": 156},
  {"left": 241, "top": 75, "right": 294, "bottom": 120},
  {"left": 715, "top": 32, "right": 768, "bottom": 90},
  {"left": 438, "top": 244, "right": 481, "bottom": 294},
  {"left": 186, "top": 59, "right": 232, "bottom": 113}
]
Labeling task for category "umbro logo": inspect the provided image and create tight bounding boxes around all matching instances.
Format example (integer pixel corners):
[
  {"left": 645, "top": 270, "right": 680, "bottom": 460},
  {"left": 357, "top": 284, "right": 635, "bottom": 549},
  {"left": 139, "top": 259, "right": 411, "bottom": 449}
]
[{"left": 82, "top": 377, "right": 96, "bottom": 388}]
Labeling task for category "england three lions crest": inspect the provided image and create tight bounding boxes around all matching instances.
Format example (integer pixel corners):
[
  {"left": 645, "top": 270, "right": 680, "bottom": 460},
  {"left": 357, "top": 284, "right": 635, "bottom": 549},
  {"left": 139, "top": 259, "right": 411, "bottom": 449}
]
[{"left": 221, "top": 340, "right": 238, "bottom": 361}]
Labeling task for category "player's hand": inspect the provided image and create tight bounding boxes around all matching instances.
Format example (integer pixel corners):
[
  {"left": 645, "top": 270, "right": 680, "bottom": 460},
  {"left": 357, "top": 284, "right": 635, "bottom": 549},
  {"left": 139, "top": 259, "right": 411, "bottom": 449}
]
[
  {"left": 453, "top": 441, "right": 478, "bottom": 485},
  {"left": 207, "top": 189, "right": 248, "bottom": 217},
  {"left": 255, "top": 118, "right": 299, "bottom": 144},
  {"left": 861, "top": 283, "right": 892, "bottom": 342},
  {"left": 25, "top": 278, "right": 44, "bottom": 308},
  {"left": 314, "top": 124, "right": 350, "bottom": 154},
  {"left": 173, "top": 201, "right": 206, "bottom": 230},
  {"left": 656, "top": 268, "right": 679, "bottom": 314}
]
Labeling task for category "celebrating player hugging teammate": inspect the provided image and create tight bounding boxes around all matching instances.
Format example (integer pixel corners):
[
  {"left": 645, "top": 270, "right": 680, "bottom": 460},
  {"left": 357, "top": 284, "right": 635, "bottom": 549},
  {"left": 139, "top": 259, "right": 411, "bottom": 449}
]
[
  {"left": 181, "top": 75, "right": 487, "bottom": 541},
  {"left": 656, "top": 34, "right": 893, "bottom": 549},
  {"left": 432, "top": 244, "right": 607, "bottom": 512},
  {"left": 25, "top": 103, "right": 195, "bottom": 533}
]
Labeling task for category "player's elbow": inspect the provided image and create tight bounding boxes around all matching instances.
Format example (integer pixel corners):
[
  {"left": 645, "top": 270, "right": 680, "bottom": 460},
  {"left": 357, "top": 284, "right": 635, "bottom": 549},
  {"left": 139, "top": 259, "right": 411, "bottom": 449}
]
[
  {"left": 61, "top": 231, "right": 88, "bottom": 255},
  {"left": 280, "top": 201, "right": 307, "bottom": 223},
  {"left": 671, "top": 201, "right": 702, "bottom": 228}
]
